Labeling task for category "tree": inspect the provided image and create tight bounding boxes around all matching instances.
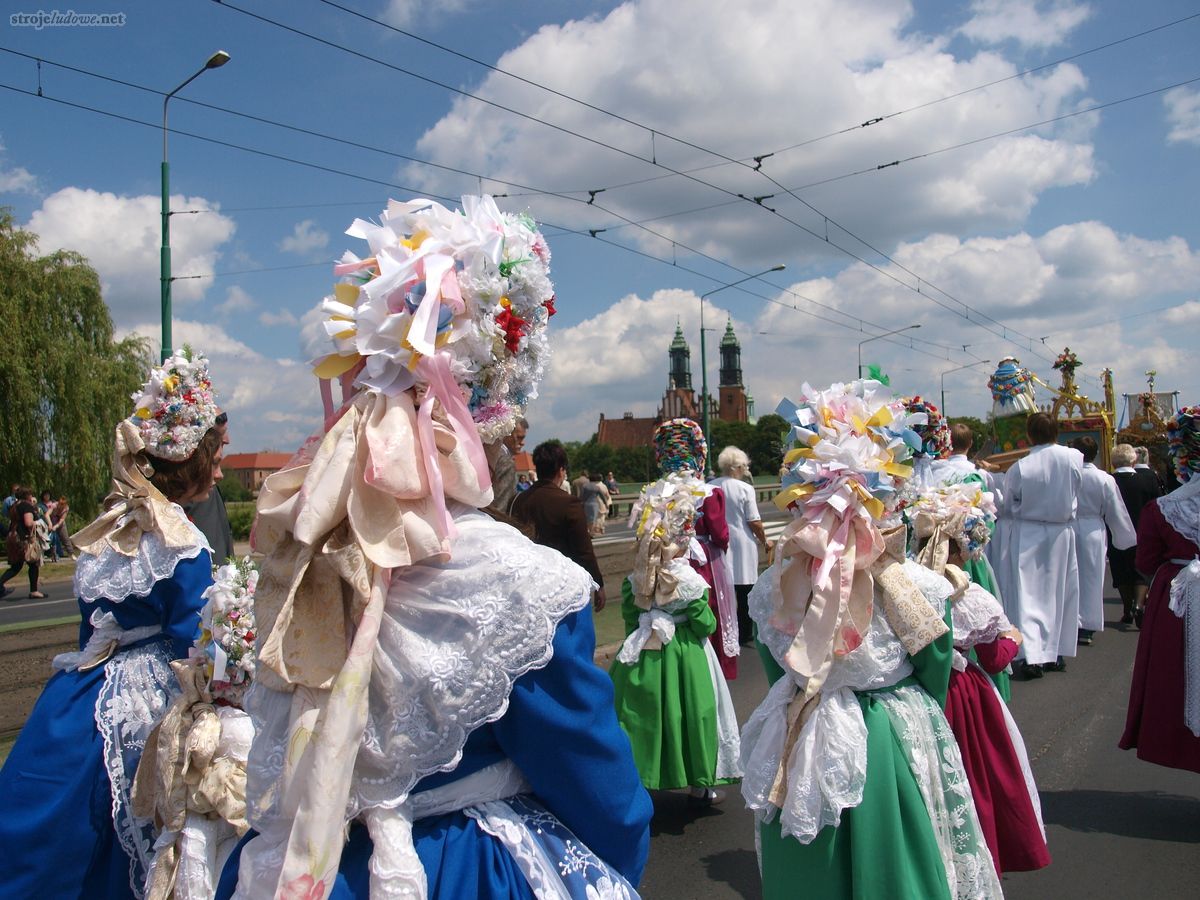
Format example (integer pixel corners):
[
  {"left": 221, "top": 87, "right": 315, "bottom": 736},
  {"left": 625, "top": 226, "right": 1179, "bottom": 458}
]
[
  {"left": 948, "top": 416, "right": 988, "bottom": 456},
  {"left": 218, "top": 477, "right": 253, "bottom": 503},
  {"left": 0, "top": 209, "right": 150, "bottom": 522}
]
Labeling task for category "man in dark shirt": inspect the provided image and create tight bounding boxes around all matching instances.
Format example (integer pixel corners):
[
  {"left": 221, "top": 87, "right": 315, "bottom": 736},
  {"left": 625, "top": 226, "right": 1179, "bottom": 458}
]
[{"left": 511, "top": 440, "right": 606, "bottom": 611}]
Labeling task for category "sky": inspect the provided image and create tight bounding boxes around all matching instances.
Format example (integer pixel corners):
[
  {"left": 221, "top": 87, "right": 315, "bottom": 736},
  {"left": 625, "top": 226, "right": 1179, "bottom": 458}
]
[{"left": 1, "top": 0, "right": 1198, "bottom": 454}]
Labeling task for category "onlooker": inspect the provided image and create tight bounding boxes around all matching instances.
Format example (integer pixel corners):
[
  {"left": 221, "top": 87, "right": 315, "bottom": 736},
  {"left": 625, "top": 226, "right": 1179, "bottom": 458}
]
[
  {"left": 50, "top": 496, "right": 74, "bottom": 560},
  {"left": 515, "top": 473, "right": 531, "bottom": 493},
  {"left": 486, "top": 415, "right": 527, "bottom": 515},
  {"left": 1133, "top": 447, "right": 1163, "bottom": 498},
  {"left": 710, "top": 446, "right": 767, "bottom": 645},
  {"left": 580, "top": 472, "right": 611, "bottom": 535},
  {"left": 605, "top": 471, "right": 621, "bottom": 518},
  {"left": 185, "top": 410, "right": 234, "bottom": 563},
  {"left": 1070, "top": 436, "right": 1135, "bottom": 645},
  {"left": 512, "top": 441, "right": 606, "bottom": 611},
  {"left": 571, "top": 468, "right": 591, "bottom": 498},
  {"left": 1110, "top": 443, "right": 1154, "bottom": 625},
  {"left": 38, "top": 491, "right": 61, "bottom": 562},
  {"left": 1, "top": 487, "right": 46, "bottom": 599}
]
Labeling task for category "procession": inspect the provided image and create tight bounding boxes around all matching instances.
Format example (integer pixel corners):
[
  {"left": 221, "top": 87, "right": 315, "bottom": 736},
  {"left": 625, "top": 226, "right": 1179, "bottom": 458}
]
[{"left": 2, "top": 2, "right": 1199, "bottom": 898}]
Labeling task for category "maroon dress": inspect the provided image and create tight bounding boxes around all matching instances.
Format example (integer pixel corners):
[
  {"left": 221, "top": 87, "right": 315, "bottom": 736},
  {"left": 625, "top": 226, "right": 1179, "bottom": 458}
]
[
  {"left": 1119, "top": 498, "right": 1200, "bottom": 773},
  {"left": 945, "top": 636, "right": 1052, "bottom": 874},
  {"left": 691, "top": 489, "right": 737, "bottom": 679}
]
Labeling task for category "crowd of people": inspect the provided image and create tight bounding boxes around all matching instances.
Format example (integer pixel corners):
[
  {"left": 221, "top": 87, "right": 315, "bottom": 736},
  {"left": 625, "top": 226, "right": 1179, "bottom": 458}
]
[
  {"left": 0, "top": 195, "right": 1196, "bottom": 900},
  {"left": 2, "top": 485, "right": 77, "bottom": 600}
]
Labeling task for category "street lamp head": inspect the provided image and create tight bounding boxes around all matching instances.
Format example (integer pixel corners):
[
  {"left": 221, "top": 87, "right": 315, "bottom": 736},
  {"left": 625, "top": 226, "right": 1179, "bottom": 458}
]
[
  {"left": 769, "top": 264, "right": 786, "bottom": 272},
  {"left": 205, "top": 51, "right": 231, "bottom": 69}
]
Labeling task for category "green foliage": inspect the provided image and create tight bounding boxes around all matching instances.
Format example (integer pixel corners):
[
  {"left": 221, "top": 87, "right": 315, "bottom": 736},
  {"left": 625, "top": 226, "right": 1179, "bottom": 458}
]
[
  {"left": 565, "top": 441, "right": 655, "bottom": 484},
  {"left": 0, "top": 209, "right": 151, "bottom": 520},
  {"left": 218, "top": 477, "right": 253, "bottom": 503},
  {"left": 711, "top": 414, "right": 790, "bottom": 477},
  {"left": 226, "top": 501, "right": 256, "bottom": 540}
]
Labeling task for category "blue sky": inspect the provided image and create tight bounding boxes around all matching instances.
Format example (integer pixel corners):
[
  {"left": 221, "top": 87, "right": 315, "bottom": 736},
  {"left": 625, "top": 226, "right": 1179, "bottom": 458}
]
[{"left": 2, "top": 0, "right": 1198, "bottom": 452}]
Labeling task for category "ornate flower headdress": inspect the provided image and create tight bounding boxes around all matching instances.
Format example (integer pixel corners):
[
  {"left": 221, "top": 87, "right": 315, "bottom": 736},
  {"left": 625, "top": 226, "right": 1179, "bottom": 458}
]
[
  {"left": 311, "top": 195, "right": 554, "bottom": 444},
  {"left": 774, "top": 381, "right": 920, "bottom": 521},
  {"left": 1168, "top": 405, "right": 1200, "bottom": 483},
  {"left": 988, "top": 356, "right": 1037, "bottom": 415},
  {"left": 654, "top": 417, "right": 707, "bottom": 475},
  {"left": 904, "top": 395, "right": 951, "bottom": 460},
  {"left": 129, "top": 349, "right": 219, "bottom": 461},
  {"left": 910, "top": 481, "right": 997, "bottom": 573}
]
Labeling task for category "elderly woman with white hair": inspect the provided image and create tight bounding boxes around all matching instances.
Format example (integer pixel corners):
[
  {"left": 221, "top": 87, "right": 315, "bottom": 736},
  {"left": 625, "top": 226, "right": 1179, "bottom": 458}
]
[{"left": 711, "top": 446, "right": 767, "bottom": 645}]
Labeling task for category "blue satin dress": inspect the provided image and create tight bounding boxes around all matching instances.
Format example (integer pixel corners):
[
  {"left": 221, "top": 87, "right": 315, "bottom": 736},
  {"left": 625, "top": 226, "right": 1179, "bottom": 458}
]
[
  {"left": 0, "top": 551, "right": 211, "bottom": 899},
  {"left": 217, "top": 606, "right": 653, "bottom": 898}
]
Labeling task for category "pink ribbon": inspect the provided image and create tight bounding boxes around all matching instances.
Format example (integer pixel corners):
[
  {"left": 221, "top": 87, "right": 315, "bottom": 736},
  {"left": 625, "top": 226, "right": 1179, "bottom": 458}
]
[{"left": 419, "top": 353, "right": 492, "bottom": 493}]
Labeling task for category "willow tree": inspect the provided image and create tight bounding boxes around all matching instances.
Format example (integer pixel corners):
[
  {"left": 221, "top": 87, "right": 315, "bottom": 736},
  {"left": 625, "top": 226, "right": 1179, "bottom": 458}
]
[{"left": 0, "top": 208, "right": 150, "bottom": 522}]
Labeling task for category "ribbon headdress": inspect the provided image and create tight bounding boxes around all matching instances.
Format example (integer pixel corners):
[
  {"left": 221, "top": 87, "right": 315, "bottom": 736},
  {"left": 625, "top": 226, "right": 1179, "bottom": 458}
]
[
  {"left": 768, "top": 380, "right": 948, "bottom": 702},
  {"left": 910, "top": 481, "right": 997, "bottom": 576},
  {"left": 246, "top": 196, "right": 558, "bottom": 899},
  {"left": 654, "top": 417, "right": 707, "bottom": 475},
  {"left": 627, "top": 472, "right": 707, "bottom": 610},
  {"left": 73, "top": 350, "right": 219, "bottom": 561}
]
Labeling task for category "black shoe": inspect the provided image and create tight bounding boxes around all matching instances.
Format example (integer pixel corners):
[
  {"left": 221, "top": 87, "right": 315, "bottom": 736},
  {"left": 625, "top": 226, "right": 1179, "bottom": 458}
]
[
  {"left": 0, "top": 586, "right": 13, "bottom": 599},
  {"left": 1021, "top": 662, "right": 1044, "bottom": 680},
  {"left": 1077, "top": 629, "right": 1094, "bottom": 646},
  {"left": 1119, "top": 614, "right": 1134, "bottom": 625},
  {"left": 1045, "top": 657, "right": 1067, "bottom": 673},
  {"left": 687, "top": 788, "right": 726, "bottom": 808},
  {"left": 1134, "top": 608, "right": 1145, "bottom": 629}
]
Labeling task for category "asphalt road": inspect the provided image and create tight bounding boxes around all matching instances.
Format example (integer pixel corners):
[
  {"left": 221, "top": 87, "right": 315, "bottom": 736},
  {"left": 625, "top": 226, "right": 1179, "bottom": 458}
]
[{"left": 638, "top": 591, "right": 1200, "bottom": 899}]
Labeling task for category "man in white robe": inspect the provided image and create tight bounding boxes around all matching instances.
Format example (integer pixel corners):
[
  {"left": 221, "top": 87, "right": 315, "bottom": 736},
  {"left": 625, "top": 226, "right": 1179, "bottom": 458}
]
[
  {"left": 995, "top": 413, "right": 1083, "bottom": 676},
  {"left": 1069, "top": 436, "right": 1136, "bottom": 644}
]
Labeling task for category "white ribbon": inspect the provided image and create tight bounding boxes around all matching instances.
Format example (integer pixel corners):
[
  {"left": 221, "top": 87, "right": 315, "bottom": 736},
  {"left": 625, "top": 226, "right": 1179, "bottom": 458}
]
[
  {"left": 1168, "top": 557, "right": 1200, "bottom": 738},
  {"left": 617, "top": 608, "right": 683, "bottom": 665}
]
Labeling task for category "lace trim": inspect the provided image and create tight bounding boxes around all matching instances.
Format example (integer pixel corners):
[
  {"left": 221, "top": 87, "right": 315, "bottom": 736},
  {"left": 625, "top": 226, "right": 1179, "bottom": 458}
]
[
  {"left": 95, "top": 640, "right": 180, "bottom": 899},
  {"left": 701, "top": 641, "right": 743, "bottom": 781},
  {"left": 951, "top": 583, "right": 1012, "bottom": 650},
  {"left": 244, "top": 511, "right": 592, "bottom": 829},
  {"left": 75, "top": 513, "right": 210, "bottom": 603},
  {"left": 1159, "top": 489, "right": 1200, "bottom": 549}
]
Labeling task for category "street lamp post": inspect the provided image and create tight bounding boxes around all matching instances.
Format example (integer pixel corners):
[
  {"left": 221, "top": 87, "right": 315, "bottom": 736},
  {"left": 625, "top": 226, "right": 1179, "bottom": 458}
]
[
  {"left": 699, "top": 265, "right": 785, "bottom": 468},
  {"left": 161, "top": 50, "right": 230, "bottom": 361},
  {"left": 940, "top": 359, "right": 992, "bottom": 415},
  {"left": 857, "top": 324, "right": 921, "bottom": 381}
]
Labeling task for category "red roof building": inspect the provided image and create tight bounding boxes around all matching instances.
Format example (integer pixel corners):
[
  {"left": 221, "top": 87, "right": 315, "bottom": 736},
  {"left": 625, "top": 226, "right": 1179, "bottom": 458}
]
[{"left": 223, "top": 452, "right": 292, "bottom": 494}]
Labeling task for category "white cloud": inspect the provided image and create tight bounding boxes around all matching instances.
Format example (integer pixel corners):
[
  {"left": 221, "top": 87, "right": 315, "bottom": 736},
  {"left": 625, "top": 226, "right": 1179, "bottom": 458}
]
[
  {"left": 381, "top": 0, "right": 474, "bottom": 28},
  {"left": 216, "top": 285, "right": 256, "bottom": 318},
  {"left": 27, "top": 187, "right": 235, "bottom": 323},
  {"left": 1164, "top": 86, "right": 1200, "bottom": 146},
  {"left": 0, "top": 137, "right": 37, "bottom": 194},
  {"left": 279, "top": 219, "right": 329, "bottom": 256},
  {"left": 259, "top": 308, "right": 299, "bottom": 327},
  {"left": 406, "top": 0, "right": 1099, "bottom": 266},
  {"left": 529, "top": 220, "right": 1199, "bottom": 441},
  {"left": 122, "top": 319, "right": 324, "bottom": 453},
  {"left": 959, "top": 0, "right": 1091, "bottom": 48}
]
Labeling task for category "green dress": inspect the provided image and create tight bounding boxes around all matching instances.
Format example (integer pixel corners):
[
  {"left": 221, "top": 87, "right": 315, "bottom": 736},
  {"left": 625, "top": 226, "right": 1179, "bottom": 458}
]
[
  {"left": 609, "top": 578, "right": 739, "bottom": 790},
  {"left": 956, "top": 472, "right": 1012, "bottom": 702},
  {"left": 752, "top": 577, "right": 1001, "bottom": 900}
]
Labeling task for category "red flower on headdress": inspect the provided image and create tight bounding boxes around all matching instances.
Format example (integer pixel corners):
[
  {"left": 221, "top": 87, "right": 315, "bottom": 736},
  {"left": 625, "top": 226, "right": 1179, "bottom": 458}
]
[
  {"left": 543, "top": 296, "right": 557, "bottom": 317},
  {"left": 495, "top": 308, "right": 527, "bottom": 354}
]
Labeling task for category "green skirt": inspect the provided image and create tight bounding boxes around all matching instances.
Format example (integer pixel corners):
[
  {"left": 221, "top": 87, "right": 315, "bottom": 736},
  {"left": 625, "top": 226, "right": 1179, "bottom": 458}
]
[{"left": 609, "top": 632, "right": 736, "bottom": 790}]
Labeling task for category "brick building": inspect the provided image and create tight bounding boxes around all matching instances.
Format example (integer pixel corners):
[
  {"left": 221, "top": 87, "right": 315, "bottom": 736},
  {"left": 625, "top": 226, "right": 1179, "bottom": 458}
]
[{"left": 222, "top": 452, "right": 292, "bottom": 494}]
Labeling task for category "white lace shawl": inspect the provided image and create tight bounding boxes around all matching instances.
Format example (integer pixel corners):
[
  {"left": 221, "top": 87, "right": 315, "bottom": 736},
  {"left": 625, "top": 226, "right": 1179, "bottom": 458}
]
[
  {"left": 74, "top": 506, "right": 210, "bottom": 603},
  {"left": 1159, "top": 478, "right": 1200, "bottom": 549},
  {"left": 951, "top": 583, "right": 1013, "bottom": 652},
  {"left": 244, "top": 509, "right": 593, "bottom": 832},
  {"left": 740, "top": 560, "right": 949, "bottom": 842}
]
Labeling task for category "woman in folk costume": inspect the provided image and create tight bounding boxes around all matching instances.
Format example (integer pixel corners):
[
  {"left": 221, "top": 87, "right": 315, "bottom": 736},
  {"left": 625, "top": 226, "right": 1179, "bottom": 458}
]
[
  {"left": 215, "top": 196, "right": 651, "bottom": 900},
  {"left": 133, "top": 556, "right": 260, "bottom": 900},
  {"left": 910, "top": 482, "right": 1051, "bottom": 876},
  {"left": 740, "top": 380, "right": 1002, "bottom": 900},
  {"left": 0, "top": 352, "right": 222, "bottom": 898},
  {"left": 1120, "top": 406, "right": 1200, "bottom": 773},
  {"left": 904, "top": 395, "right": 952, "bottom": 491},
  {"left": 609, "top": 473, "right": 742, "bottom": 806},
  {"left": 654, "top": 418, "right": 740, "bottom": 679}
]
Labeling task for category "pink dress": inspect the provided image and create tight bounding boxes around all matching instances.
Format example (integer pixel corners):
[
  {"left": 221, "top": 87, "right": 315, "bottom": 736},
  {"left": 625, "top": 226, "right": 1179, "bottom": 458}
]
[
  {"left": 1119, "top": 498, "right": 1200, "bottom": 773},
  {"left": 691, "top": 489, "right": 737, "bottom": 679}
]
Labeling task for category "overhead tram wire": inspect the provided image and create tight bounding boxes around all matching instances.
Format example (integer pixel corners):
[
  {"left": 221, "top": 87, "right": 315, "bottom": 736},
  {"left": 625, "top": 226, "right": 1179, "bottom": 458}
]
[
  {"left": 0, "top": 79, "right": 961, "bottom": 361},
  {"left": 206, "top": 4, "right": 1123, "bottom": 374}
]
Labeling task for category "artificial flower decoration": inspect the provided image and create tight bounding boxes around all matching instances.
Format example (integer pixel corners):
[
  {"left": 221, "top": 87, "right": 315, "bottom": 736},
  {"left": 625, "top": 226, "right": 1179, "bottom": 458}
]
[
  {"left": 653, "top": 417, "right": 708, "bottom": 475},
  {"left": 129, "top": 348, "right": 219, "bottom": 462},
  {"left": 773, "top": 380, "right": 920, "bottom": 522},
  {"left": 988, "top": 357, "right": 1037, "bottom": 416},
  {"left": 904, "top": 396, "right": 951, "bottom": 460},
  {"left": 629, "top": 471, "right": 705, "bottom": 545},
  {"left": 311, "top": 195, "right": 555, "bottom": 444},
  {"left": 196, "top": 556, "right": 259, "bottom": 706},
  {"left": 910, "top": 481, "right": 998, "bottom": 562},
  {"left": 1168, "top": 405, "right": 1200, "bottom": 483},
  {"left": 1052, "top": 347, "right": 1080, "bottom": 374}
]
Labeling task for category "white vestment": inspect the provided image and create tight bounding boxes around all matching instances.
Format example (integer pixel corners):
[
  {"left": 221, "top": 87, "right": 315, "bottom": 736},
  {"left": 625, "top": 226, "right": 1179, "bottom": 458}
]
[
  {"left": 995, "top": 444, "right": 1084, "bottom": 665},
  {"left": 710, "top": 475, "right": 761, "bottom": 585},
  {"left": 1073, "top": 463, "right": 1136, "bottom": 632}
]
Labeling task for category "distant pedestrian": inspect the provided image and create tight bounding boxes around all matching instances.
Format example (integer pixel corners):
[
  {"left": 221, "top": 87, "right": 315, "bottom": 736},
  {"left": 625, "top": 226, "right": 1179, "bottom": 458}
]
[
  {"left": 50, "top": 495, "right": 74, "bottom": 559},
  {"left": 515, "top": 473, "right": 531, "bottom": 493},
  {"left": 185, "top": 410, "right": 234, "bottom": 563},
  {"left": 1, "top": 486, "right": 45, "bottom": 599},
  {"left": 580, "top": 472, "right": 611, "bottom": 535},
  {"left": 1110, "top": 443, "right": 1153, "bottom": 625},
  {"left": 710, "top": 446, "right": 766, "bottom": 645},
  {"left": 605, "top": 471, "right": 621, "bottom": 518},
  {"left": 1134, "top": 446, "right": 1163, "bottom": 498},
  {"left": 571, "top": 469, "right": 591, "bottom": 498}
]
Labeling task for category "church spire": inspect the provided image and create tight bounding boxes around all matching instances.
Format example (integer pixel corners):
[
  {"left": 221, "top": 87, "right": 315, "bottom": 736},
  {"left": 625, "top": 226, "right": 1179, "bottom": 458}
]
[
  {"left": 668, "top": 319, "right": 692, "bottom": 390},
  {"left": 719, "top": 317, "right": 742, "bottom": 387}
]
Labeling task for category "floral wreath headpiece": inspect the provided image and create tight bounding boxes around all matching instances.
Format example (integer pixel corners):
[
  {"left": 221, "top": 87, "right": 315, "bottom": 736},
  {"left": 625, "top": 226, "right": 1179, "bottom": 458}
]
[
  {"left": 1168, "top": 405, "right": 1200, "bottom": 483},
  {"left": 774, "top": 380, "right": 922, "bottom": 522},
  {"left": 910, "top": 481, "right": 997, "bottom": 564},
  {"left": 904, "top": 395, "right": 951, "bottom": 460},
  {"left": 654, "top": 417, "right": 707, "bottom": 475},
  {"left": 311, "top": 195, "right": 555, "bottom": 444},
  {"left": 130, "top": 349, "right": 219, "bottom": 462}
]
